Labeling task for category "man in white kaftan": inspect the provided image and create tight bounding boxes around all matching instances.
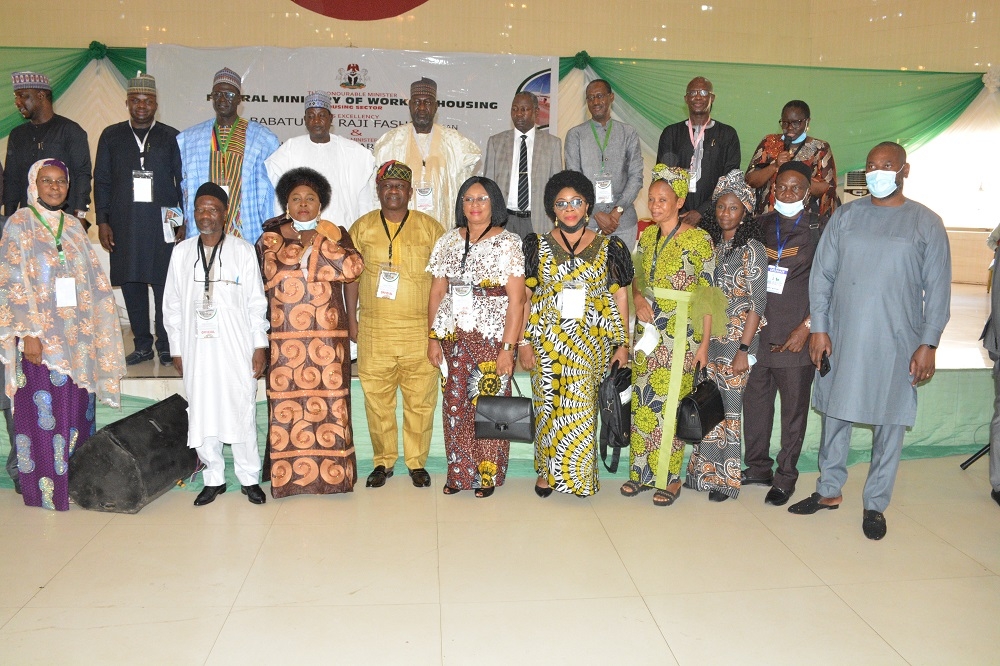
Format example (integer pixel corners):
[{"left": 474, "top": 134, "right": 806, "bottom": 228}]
[
  {"left": 788, "top": 142, "right": 951, "bottom": 540},
  {"left": 163, "top": 182, "right": 270, "bottom": 506},
  {"left": 265, "top": 91, "right": 376, "bottom": 230},
  {"left": 372, "top": 77, "right": 480, "bottom": 230}
]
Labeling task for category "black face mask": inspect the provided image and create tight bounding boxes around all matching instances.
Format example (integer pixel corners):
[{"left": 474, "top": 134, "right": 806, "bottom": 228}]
[
  {"left": 37, "top": 198, "right": 65, "bottom": 212},
  {"left": 556, "top": 217, "right": 588, "bottom": 234}
]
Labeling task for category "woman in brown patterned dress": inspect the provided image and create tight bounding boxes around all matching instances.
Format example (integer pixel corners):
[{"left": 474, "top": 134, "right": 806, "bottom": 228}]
[{"left": 257, "top": 168, "right": 364, "bottom": 498}]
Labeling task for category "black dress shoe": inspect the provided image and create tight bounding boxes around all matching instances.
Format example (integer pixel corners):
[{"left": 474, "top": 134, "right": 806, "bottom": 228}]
[
  {"left": 534, "top": 479, "right": 553, "bottom": 498},
  {"left": 764, "top": 486, "right": 791, "bottom": 506},
  {"left": 788, "top": 492, "right": 840, "bottom": 515},
  {"left": 158, "top": 352, "right": 173, "bottom": 366},
  {"left": 241, "top": 484, "right": 266, "bottom": 504},
  {"left": 862, "top": 509, "right": 887, "bottom": 540},
  {"left": 708, "top": 490, "right": 729, "bottom": 502},
  {"left": 408, "top": 468, "right": 431, "bottom": 487},
  {"left": 992, "top": 489, "right": 1000, "bottom": 508},
  {"left": 194, "top": 484, "right": 226, "bottom": 506},
  {"left": 12, "top": 476, "right": 21, "bottom": 495},
  {"left": 365, "top": 465, "right": 393, "bottom": 488},
  {"left": 740, "top": 469, "right": 773, "bottom": 486},
  {"left": 125, "top": 348, "right": 155, "bottom": 365}
]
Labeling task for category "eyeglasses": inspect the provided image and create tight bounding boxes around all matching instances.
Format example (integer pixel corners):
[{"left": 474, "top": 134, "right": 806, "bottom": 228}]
[
  {"left": 211, "top": 91, "right": 239, "bottom": 101},
  {"left": 779, "top": 118, "right": 808, "bottom": 128},
  {"left": 39, "top": 177, "right": 68, "bottom": 188},
  {"left": 586, "top": 92, "right": 610, "bottom": 102},
  {"left": 554, "top": 198, "right": 586, "bottom": 210},
  {"left": 462, "top": 195, "right": 490, "bottom": 204},
  {"left": 685, "top": 89, "right": 713, "bottom": 98}
]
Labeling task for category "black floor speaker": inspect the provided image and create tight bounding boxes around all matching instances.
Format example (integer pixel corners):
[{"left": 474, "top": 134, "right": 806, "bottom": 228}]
[{"left": 69, "top": 393, "right": 199, "bottom": 513}]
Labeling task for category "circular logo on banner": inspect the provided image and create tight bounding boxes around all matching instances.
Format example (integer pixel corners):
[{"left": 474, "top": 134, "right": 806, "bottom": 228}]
[
  {"left": 291, "top": 0, "right": 429, "bottom": 20},
  {"left": 517, "top": 70, "right": 552, "bottom": 129}
]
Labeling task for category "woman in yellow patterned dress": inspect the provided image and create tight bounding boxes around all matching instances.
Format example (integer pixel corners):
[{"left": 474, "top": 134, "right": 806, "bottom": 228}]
[
  {"left": 257, "top": 167, "right": 364, "bottom": 498},
  {"left": 622, "top": 165, "right": 725, "bottom": 506},
  {"left": 519, "top": 170, "right": 633, "bottom": 498}
]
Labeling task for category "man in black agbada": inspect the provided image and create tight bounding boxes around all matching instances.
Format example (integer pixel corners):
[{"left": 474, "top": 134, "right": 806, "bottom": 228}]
[
  {"left": 95, "top": 73, "right": 183, "bottom": 366},
  {"left": 3, "top": 71, "right": 91, "bottom": 220}
]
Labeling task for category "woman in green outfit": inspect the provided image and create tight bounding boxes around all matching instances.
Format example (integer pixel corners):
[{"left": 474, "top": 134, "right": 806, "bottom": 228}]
[{"left": 621, "top": 164, "right": 725, "bottom": 506}]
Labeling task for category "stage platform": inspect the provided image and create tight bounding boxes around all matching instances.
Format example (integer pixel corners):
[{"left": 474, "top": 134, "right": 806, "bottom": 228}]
[{"left": 0, "top": 284, "right": 993, "bottom": 492}]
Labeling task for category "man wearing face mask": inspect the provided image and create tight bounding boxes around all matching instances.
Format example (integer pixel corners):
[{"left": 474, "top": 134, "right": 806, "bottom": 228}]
[
  {"left": 741, "top": 162, "right": 825, "bottom": 507},
  {"left": 265, "top": 91, "right": 376, "bottom": 230},
  {"left": 788, "top": 142, "right": 951, "bottom": 541}
]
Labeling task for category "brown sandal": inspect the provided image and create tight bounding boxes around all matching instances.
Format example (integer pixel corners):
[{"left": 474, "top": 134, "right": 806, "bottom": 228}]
[
  {"left": 653, "top": 483, "right": 681, "bottom": 507},
  {"left": 620, "top": 481, "right": 653, "bottom": 497}
]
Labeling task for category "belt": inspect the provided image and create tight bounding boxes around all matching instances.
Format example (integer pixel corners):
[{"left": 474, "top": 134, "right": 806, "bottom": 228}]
[{"left": 506, "top": 209, "right": 531, "bottom": 218}]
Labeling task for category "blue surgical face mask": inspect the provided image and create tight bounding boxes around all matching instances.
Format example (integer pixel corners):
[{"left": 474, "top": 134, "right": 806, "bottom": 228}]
[
  {"left": 866, "top": 167, "right": 903, "bottom": 199},
  {"left": 791, "top": 131, "right": 807, "bottom": 145},
  {"left": 292, "top": 216, "right": 320, "bottom": 231},
  {"left": 773, "top": 196, "right": 805, "bottom": 218}
]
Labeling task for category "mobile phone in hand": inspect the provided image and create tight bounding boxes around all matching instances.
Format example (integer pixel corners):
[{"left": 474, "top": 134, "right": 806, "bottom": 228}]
[{"left": 819, "top": 351, "right": 831, "bottom": 377}]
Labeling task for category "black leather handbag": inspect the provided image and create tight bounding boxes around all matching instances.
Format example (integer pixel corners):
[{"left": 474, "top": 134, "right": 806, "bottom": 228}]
[
  {"left": 474, "top": 375, "right": 535, "bottom": 443},
  {"left": 675, "top": 365, "right": 725, "bottom": 442},
  {"left": 599, "top": 360, "right": 632, "bottom": 472}
]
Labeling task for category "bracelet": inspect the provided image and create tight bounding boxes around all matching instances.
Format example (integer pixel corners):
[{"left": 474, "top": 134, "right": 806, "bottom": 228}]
[{"left": 517, "top": 340, "right": 531, "bottom": 347}]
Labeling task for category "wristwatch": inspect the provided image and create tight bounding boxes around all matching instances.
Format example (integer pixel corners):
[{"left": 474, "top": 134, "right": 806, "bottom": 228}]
[{"left": 738, "top": 342, "right": 750, "bottom": 353}]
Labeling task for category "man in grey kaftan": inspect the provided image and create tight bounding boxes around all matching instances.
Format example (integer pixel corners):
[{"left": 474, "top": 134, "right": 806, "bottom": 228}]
[{"left": 788, "top": 142, "right": 951, "bottom": 540}]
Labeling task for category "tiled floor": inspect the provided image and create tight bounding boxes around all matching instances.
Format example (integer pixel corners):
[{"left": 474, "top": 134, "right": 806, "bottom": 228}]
[{"left": 1, "top": 454, "right": 997, "bottom": 665}]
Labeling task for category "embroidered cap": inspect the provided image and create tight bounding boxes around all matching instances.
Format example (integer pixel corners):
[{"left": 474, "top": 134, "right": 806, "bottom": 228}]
[
  {"left": 12, "top": 71, "right": 51, "bottom": 91},
  {"left": 127, "top": 72, "right": 157, "bottom": 96},
  {"left": 212, "top": 67, "right": 242, "bottom": 93},
  {"left": 305, "top": 91, "right": 331, "bottom": 111},
  {"left": 376, "top": 160, "right": 413, "bottom": 183}
]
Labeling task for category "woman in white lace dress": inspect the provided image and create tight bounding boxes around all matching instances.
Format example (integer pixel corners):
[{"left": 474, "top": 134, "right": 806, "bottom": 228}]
[{"left": 427, "top": 177, "right": 525, "bottom": 498}]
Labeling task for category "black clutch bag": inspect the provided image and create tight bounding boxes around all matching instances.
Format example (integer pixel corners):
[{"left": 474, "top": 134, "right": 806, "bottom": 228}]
[
  {"left": 474, "top": 375, "right": 535, "bottom": 443},
  {"left": 599, "top": 360, "right": 632, "bottom": 472},
  {"left": 675, "top": 365, "right": 724, "bottom": 442}
]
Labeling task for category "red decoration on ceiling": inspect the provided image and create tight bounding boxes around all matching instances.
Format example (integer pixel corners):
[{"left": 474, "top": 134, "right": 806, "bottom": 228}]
[{"left": 290, "top": 0, "right": 429, "bottom": 21}]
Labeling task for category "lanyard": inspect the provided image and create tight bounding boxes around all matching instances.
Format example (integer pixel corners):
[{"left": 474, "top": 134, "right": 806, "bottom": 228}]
[
  {"left": 379, "top": 210, "right": 409, "bottom": 264},
  {"left": 197, "top": 235, "right": 223, "bottom": 299},
  {"left": 589, "top": 119, "right": 612, "bottom": 168},
  {"left": 29, "top": 205, "right": 66, "bottom": 265},
  {"left": 774, "top": 213, "right": 803, "bottom": 266},
  {"left": 687, "top": 118, "right": 709, "bottom": 149},
  {"left": 131, "top": 121, "right": 154, "bottom": 169},
  {"left": 461, "top": 225, "right": 491, "bottom": 272},
  {"left": 648, "top": 222, "right": 681, "bottom": 282},
  {"left": 558, "top": 228, "right": 585, "bottom": 269},
  {"left": 213, "top": 119, "right": 237, "bottom": 154}
]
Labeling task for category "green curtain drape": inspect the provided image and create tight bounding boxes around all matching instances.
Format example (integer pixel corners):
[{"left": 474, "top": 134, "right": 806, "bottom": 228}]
[
  {"left": 560, "top": 54, "right": 984, "bottom": 173},
  {"left": 0, "top": 42, "right": 145, "bottom": 139}
]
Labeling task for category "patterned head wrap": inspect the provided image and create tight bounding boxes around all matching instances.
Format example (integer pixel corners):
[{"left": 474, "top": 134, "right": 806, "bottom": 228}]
[
  {"left": 410, "top": 77, "right": 437, "bottom": 98},
  {"left": 305, "top": 91, "right": 331, "bottom": 111},
  {"left": 650, "top": 163, "right": 689, "bottom": 200},
  {"left": 376, "top": 160, "right": 413, "bottom": 183},
  {"left": 712, "top": 169, "right": 756, "bottom": 213},
  {"left": 213, "top": 67, "right": 242, "bottom": 93},
  {"left": 127, "top": 73, "right": 157, "bottom": 96},
  {"left": 12, "top": 71, "right": 50, "bottom": 91}
]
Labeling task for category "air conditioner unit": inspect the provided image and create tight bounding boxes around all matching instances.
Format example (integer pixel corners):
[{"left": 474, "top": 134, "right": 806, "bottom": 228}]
[{"left": 841, "top": 170, "right": 869, "bottom": 203}]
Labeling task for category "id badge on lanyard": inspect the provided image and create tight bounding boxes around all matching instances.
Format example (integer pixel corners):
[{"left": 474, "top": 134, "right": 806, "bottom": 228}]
[
  {"left": 55, "top": 277, "right": 77, "bottom": 308},
  {"left": 133, "top": 170, "right": 154, "bottom": 203},
  {"left": 559, "top": 280, "right": 586, "bottom": 319},
  {"left": 415, "top": 181, "right": 434, "bottom": 212},
  {"left": 377, "top": 262, "right": 400, "bottom": 299},
  {"left": 767, "top": 265, "right": 788, "bottom": 294},
  {"left": 195, "top": 297, "right": 219, "bottom": 339},
  {"left": 594, "top": 172, "right": 614, "bottom": 205},
  {"left": 450, "top": 278, "right": 474, "bottom": 327}
]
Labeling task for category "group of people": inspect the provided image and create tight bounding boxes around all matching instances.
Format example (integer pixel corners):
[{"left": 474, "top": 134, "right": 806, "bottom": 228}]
[{"left": 0, "top": 64, "right": 978, "bottom": 542}]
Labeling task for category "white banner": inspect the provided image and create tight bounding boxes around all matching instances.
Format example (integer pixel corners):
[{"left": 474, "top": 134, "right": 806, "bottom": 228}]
[{"left": 147, "top": 45, "right": 558, "bottom": 152}]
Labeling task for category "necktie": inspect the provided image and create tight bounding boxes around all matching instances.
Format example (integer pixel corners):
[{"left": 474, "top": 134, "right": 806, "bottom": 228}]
[{"left": 517, "top": 134, "right": 529, "bottom": 211}]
